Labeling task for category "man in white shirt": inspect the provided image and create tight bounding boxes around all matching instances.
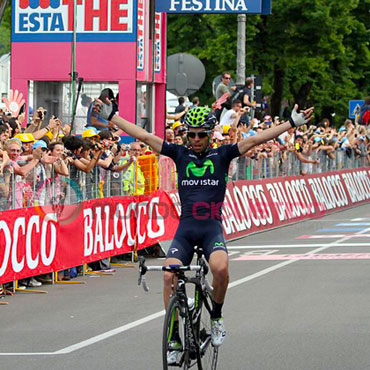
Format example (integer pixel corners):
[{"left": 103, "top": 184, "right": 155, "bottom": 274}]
[{"left": 220, "top": 99, "right": 243, "bottom": 126}]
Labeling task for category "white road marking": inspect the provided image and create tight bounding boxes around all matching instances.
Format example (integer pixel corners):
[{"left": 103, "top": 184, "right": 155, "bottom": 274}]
[
  {"left": 227, "top": 251, "right": 240, "bottom": 257},
  {"left": 228, "top": 243, "right": 370, "bottom": 249},
  {"left": 54, "top": 310, "right": 166, "bottom": 355},
  {"left": 242, "top": 250, "right": 278, "bottom": 256},
  {"left": 2, "top": 226, "right": 370, "bottom": 356}
]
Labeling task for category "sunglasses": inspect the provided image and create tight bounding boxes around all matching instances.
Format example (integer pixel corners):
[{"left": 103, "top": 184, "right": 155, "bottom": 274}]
[
  {"left": 187, "top": 132, "right": 209, "bottom": 139},
  {"left": 223, "top": 76, "right": 231, "bottom": 80}
]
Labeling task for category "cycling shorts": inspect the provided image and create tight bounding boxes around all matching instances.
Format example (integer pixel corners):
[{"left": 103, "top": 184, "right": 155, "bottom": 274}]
[{"left": 167, "top": 218, "right": 228, "bottom": 265}]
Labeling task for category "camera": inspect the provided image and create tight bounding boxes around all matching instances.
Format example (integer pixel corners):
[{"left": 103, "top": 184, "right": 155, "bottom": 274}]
[{"left": 37, "top": 108, "right": 47, "bottom": 119}]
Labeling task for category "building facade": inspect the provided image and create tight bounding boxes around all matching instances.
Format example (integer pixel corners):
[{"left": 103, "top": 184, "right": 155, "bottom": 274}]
[{"left": 11, "top": 0, "right": 166, "bottom": 139}]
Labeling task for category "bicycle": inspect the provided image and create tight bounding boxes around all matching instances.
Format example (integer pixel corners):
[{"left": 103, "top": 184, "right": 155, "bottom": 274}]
[{"left": 138, "top": 247, "right": 219, "bottom": 370}]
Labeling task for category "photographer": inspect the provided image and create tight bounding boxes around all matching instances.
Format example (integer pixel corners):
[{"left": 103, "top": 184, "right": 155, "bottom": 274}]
[
  {"left": 63, "top": 135, "right": 103, "bottom": 174},
  {"left": 86, "top": 88, "right": 118, "bottom": 131},
  {"left": 25, "top": 107, "right": 47, "bottom": 133}
]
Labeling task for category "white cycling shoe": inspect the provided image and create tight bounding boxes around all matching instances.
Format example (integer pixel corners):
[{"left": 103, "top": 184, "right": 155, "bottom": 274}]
[
  {"left": 167, "top": 341, "right": 182, "bottom": 365},
  {"left": 211, "top": 317, "right": 226, "bottom": 347}
]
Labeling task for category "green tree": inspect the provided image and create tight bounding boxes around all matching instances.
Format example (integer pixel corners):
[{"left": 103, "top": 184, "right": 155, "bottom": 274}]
[
  {"left": 168, "top": 0, "right": 370, "bottom": 125},
  {"left": 0, "top": 2, "right": 11, "bottom": 55}
]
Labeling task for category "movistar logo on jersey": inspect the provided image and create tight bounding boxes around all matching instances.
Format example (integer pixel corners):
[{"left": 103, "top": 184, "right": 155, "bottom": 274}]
[
  {"left": 186, "top": 159, "right": 214, "bottom": 178},
  {"left": 213, "top": 242, "right": 226, "bottom": 250}
]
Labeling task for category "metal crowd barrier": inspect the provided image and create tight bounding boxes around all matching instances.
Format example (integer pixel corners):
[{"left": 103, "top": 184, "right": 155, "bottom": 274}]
[
  {"left": 0, "top": 150, "right": 368, "bottom": 211},
  {"left": 231, "top": 150, "right": 368, "bottom": 181}
]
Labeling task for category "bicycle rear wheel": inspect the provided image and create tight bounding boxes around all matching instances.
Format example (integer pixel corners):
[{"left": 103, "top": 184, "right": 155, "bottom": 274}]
[
  {"left": 163, "top": 295, "right": 191, "bottom": 370},
  {"left": 197, "top": 297, "right": 218, "bottom": 370}
]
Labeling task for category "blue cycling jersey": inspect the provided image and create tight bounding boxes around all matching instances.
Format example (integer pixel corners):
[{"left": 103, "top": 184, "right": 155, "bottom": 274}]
[{"left": 161, "top": 142, "right": 240, "bottom": 220}]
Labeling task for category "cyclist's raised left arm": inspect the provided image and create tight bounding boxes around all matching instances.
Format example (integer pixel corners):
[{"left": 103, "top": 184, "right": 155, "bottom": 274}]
[
  {"left": 94, "top": 99, "right": 163, "bottom": 153},
  {"left": 237, "top": 105, "right": 314, "bottom": 156}
]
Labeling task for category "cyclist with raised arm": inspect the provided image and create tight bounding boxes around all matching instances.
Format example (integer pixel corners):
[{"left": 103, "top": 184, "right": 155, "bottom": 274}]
[{"left": 94, "top": 100, "right": 313, "bottom": 359}]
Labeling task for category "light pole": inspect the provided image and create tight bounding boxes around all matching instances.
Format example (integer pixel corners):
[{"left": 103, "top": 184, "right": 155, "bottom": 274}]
[{"left": 236, "top": 14, "right": 246, "bottom": 86}]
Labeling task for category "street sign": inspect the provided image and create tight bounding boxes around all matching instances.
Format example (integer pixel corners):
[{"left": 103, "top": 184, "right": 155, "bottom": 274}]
[
  {"left": 349, "top": 100, "right": 364, "bottom": 119},
  {"left": 155, "top": 0, "right": 272, "bottom": 14}
]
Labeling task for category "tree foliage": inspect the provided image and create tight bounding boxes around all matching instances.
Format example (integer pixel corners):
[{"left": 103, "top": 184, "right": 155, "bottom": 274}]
[
  {"left": 168, "top": 0, "right": 370, "bottom": 125},
  {"left": 0, "top": 2, "right": 11, "bottom": 55}
]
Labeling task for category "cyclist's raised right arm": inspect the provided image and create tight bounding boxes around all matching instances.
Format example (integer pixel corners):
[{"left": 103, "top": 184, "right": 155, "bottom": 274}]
[
  {"left": 111, "top": 115, "right": 163, "bottom": 153},
  {"left": 94, "top": 98, "right": 163, "bottom": 153}
]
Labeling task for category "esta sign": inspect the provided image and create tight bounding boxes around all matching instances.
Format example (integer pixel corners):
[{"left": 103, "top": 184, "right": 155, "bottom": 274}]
[{"left": 12, "top": 0, "right": 136, "bottom": 42}]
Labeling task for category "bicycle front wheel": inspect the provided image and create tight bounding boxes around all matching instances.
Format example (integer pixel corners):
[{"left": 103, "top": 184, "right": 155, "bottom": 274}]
[
  {"left": 163, "top": 295, "right": 190, "bottom": 370},
  {"left": 197, "top": 297, "right": 218, "bottom": 370}
]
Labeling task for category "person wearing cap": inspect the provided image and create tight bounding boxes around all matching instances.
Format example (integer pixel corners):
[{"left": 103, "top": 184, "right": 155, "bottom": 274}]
[
  {"left": 82, "top": 127, "right": 100, "bottom": 140},
  {"left": 3, "top": 138, "right": 43, "bottom": 207},
  {"left": 14, "top": 133, "right": 35, "bottom": 155},
  {"left": 172, "top": 121, "right": 183, "bottom": 133}
]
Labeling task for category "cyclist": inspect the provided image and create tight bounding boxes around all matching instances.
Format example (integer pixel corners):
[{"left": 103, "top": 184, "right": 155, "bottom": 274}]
[{"left": 94, "top": 100, "right": 313, "bottom": 355}]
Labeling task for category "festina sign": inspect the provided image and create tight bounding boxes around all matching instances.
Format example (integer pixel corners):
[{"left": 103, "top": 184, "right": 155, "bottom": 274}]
[{"left": 155, "top": 0, "right": 269, "bottom": 14}]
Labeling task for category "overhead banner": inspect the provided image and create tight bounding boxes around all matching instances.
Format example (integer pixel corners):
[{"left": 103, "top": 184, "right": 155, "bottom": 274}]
[
  {"left": 12, "top": 0, "right": 136, "bottom": 42},
  {"left": 155, "top": 0, "right": 272, "bottom": 14}
]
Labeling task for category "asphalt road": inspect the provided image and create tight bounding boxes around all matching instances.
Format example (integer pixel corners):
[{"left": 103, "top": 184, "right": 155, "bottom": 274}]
[{"left": 2, "top": 204, "right": 370, "bottom": 370}]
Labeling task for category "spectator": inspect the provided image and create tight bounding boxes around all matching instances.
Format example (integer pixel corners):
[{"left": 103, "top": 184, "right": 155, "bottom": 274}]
[
  {"left": 220, "top": 100, "right": 243, "bottom": 126},
  {"left": 166, "top": 128, "right": 175, "bottom": 143},
  {"left": 294, "top": 135, "right": 320, "bottom": 175},
  {"left": 215, "top": 72, "right": 236, "bottom": 121},
  {"left": 359, "top": 98, "right": 370, "bottom": 125},
  {"left": 175, "top": 97, "right": 186, "bottom": 122},
  {"left": 191, "top": 96, "right": 200, "bottom": 108},
  {"left": 174, "top": 134, "right": 185, "bottom": 145},
  {"left": 241, "top": 77, "right": 257, "bottom": 111},
  {"left": 14, "top": 133, "right": 35, "bottom": 155},
  {"left": 114, "top": 142, "right": 145, "bottom": 196},
  {"left": 86, "top": 88, "right": 117, "bottom": 131}
]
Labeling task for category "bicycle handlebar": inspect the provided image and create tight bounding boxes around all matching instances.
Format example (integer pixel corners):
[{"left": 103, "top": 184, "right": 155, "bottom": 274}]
[{"left": 138, "top": 257, "right": 203, "bottom": 292}]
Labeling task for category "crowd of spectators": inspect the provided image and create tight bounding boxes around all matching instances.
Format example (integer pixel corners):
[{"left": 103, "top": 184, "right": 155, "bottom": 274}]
[
  {"left": 0, "top": 83, "right": 369, "bottom": 289},
  {"left": 166, "top": 75, "right": 370, "bottom": 178}
]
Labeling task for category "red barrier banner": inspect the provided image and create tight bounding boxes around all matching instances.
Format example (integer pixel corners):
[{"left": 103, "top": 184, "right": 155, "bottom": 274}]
[
  {"left": 168, "top": 168, "right": 370, "bottom": 241},
  {"left": 0, "top": 191, "right": 178, "bottom": 284},
  {"left": 1, "top": 168, "right": 369, "bottom": 284}
]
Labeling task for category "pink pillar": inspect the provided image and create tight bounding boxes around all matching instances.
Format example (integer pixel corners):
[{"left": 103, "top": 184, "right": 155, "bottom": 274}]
[
  {"left": 118, "top": 79, "right": 137, "bottom": 136},
  {"left": 154, "top": 83, "right": 166, "bottom": 139}
]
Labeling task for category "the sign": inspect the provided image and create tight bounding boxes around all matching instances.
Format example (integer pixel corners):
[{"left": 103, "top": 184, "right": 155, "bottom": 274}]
[
  {"left": 349, "top": 100, "right": 364, "bottom": 119},
  {"left": 155, "top": 0, "right": 270, "bottom": 14},
  {"left": 137, "top": 0, "right": 145, "bottom": 70},
  {"left": 12, "top": 0, "right": 136, "bottom": 42},
  {"left": 154, "top": 12, "right": 162, "bottom": 73}
]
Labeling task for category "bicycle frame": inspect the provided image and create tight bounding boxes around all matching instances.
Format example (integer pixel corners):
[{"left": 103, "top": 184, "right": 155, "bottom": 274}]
[{"left": 138, "top": 250, "right": 217, "bottom": 370}]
